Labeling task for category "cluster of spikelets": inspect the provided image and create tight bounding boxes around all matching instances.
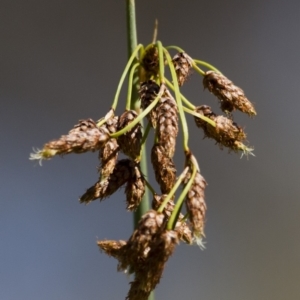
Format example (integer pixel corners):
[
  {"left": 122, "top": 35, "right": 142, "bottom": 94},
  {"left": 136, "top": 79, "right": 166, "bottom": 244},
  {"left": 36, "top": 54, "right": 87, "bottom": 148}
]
[{"left": 30, "top": 41, "right": 256, "bottom": 300}]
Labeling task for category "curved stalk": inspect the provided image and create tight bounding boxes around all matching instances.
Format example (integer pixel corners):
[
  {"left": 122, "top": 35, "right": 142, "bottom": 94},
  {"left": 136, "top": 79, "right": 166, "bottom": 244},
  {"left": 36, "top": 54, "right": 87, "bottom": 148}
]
[
  {"left": 167, "top": 161, "right": 197, "bottom": 230},
  {"left": 193, "top": 59, "right": 222, "bottom": 74},
  {"left": 165, "top": 78, "right": 195, "bottom": 110},
  {"left": 126, "top": 62, "right": 140, "bottom": 110},
  {"left": 112, "top": 44, "right": 142, "bottom": 110}
]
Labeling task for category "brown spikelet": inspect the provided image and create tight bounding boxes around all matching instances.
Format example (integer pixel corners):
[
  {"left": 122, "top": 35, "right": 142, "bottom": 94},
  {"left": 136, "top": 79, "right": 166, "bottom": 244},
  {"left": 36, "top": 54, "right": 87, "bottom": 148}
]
[
  {"left": 152, "top": 195, "right": 193, "bottom": 244},
  {"left": 194, "top": 105, "right": 247, "bottom": 152},
  {"left": 139, "top": 80, "right": 160, "bottom": 128},
  {"left": 99, "top": 138, "right": 119, "bottom": 180},
  {"left": 127, "top": 230, "right": 178, "bottom": 300},
  {"left": 203, "top": 71, "right": 256, "bottom": 116},
  {"left": 79, "top": 159, "right": 132, "bottom": 204},
  {"left": 151, "top": 144, "right": 176, "bottom": 194},
  {"left": 183, "top": 167, "right": 207, "bottom": 241},
  {"left": 156, "top": 89, "right": 178, "bottom": 158},
  {"left": 122, "top": 210, "right": 165, "bottom": 273},
  {"left": 117, "top": 110, "right": 142, "bottom": 159},
  {"left": 172, "top": 52, "right": 193, "bottom": 86},
  {"left": 97, "top": 240, "right": 127, "bottom": 260},
  {"left": 30, "top": 119, "right": 110, "bottom": 162},
  {"left": 125, "top": 163, "right": 145, "bottom": 211},
  {"left": 141, "top": 44, "right": 159, "bottom": 78}
]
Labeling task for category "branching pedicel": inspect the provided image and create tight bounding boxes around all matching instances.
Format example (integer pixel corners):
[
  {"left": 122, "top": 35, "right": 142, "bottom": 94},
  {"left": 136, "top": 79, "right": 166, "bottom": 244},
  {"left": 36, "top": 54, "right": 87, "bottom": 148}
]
[{"left": 30, "top": 41, "right": 256, "bottom": 300}]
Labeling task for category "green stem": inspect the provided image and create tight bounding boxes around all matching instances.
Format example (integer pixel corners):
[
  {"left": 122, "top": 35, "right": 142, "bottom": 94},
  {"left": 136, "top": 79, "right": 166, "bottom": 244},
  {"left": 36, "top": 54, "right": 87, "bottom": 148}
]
[{"left": 126, "top": 4, "right": 154, "bottom": 299}]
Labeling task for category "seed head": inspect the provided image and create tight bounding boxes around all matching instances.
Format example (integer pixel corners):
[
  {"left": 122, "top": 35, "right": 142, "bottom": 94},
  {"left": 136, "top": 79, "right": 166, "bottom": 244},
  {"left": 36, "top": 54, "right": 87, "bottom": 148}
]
[
  {"left": 172, "top": 52, "right": 193, "bottom": 86},
  {"left": 183, "top": 166, "right": 207, "bottom": 241},
  {"left": 117, "top": 110, "right": 142, "bottom": 160},
  {"left": 151, "top": 144, "right": 177, "bottom": 194},
  {"left": 30, "top": 119, "right": 109, "bottom": 163},
  {"left": 156, "top": 89, "right": 179, "bottom": 158},
  {"left": 139, "top": 80, "right": 160, "bottom": 128},
  {"left": 125, "top": 163, "right": 145, "bottom": 211},
  {"left": 127, "top": 229, "right": 178, "bottom": 300},
  {"left": 79, "top": 159, "right": 132, "bottom": 204},
  {"left": 194, "top": 105, "right": 248, "bottom": 152},
  {"left": 203, "top": 71, "right": 256, "bottom": 116},
  {"left": 99, "top": 138, "right": 119, "bottom": 181}
]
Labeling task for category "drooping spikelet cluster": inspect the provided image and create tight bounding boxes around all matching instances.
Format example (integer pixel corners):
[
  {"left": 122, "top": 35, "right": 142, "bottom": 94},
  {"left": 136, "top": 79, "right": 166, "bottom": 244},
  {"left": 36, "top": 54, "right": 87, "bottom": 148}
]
[
  {"left": 203, "top": 70, "right": 256, "bottom": 116},
  {"left": 30, "top": 42, "right": 256, "bottom": 300}
]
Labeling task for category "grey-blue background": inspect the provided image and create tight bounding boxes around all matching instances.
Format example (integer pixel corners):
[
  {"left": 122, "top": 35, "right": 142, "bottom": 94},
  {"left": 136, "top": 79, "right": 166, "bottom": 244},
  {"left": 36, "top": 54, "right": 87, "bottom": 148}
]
[{"left": 1, "top": 1, "right": 300, "bottom": 299}]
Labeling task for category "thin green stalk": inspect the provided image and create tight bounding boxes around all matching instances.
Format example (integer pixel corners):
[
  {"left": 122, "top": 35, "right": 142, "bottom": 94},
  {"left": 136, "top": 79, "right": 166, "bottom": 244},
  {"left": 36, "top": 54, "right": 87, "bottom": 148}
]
[
  {"left": 167, "top": 161, "right": 197, "bottom": 230},
  {"left": 193, "top": 59, "right": 222, "bottom": 74},
  {"left": 157, "top": 167, "right": 189, "bottom": 213},
  {"left": 183, "top": 106, "right": 216, "bottom": 127},
  {"left": 112, "top": 44, "right": 142, "bottom": 110},
  {"left": 156, "top": 41, "right": 165, "bottom": 83},
  {"left": 163, "top": 47, "right": 189, "bottom": 152},
  {"left": 165, "top": 45, "right": 185, "bottom": 53},
  {"left": 110, "top": 86, "right": 164, "bottom": 139},
  {"left": 165, "top": 78, "right": 195, "bottom": 110},
  {"left": 126, "top": 62, "right": 140, "bottom": 110},
  {"left": 191, "top": 62, "right": 205, "bottom": 76}
]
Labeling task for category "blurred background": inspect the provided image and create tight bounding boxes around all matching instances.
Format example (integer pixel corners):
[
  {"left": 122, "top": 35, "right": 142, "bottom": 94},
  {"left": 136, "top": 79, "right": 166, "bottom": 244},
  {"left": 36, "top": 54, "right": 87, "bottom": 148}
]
[{"left": 1, "top": 0, "right": 300, "bottom": 299}]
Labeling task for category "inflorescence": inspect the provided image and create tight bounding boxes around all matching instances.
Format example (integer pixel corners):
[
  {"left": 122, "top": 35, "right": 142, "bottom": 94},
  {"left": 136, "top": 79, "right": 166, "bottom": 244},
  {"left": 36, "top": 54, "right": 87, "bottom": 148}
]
[{"left": 30, "top": 41, "right": 256, "bottom": 300}]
